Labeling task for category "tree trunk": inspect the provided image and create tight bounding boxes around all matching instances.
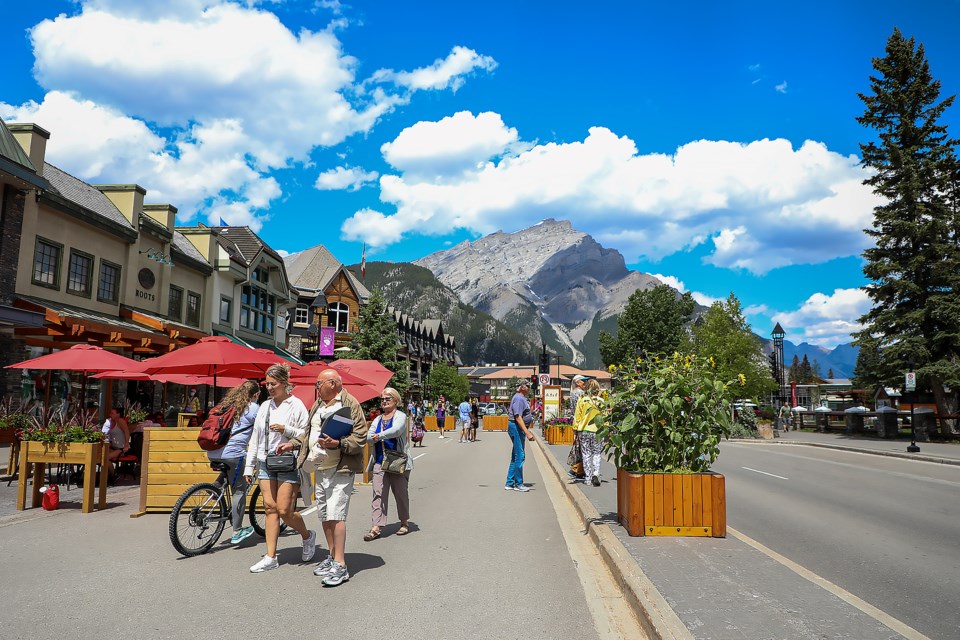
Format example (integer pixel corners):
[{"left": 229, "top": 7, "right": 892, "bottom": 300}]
[{"left": 930, "top": 375, "right": 958, "bottom": 434}]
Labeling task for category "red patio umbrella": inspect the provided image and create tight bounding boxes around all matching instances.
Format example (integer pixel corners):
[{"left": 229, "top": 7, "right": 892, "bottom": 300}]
[
  {"left": 289, "top": 361, "right": 380, "bottom": 406},
  {"left": 330, "top": 359, "right": 394, "bottom": 389},
  {"left": 134, "top": 336, "right": 281, "bottom": 404},
  {"left": 6, "top": 344, "right": 140, "bottom": 409}
]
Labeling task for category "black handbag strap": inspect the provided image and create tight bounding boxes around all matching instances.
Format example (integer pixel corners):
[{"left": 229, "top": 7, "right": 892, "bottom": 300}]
[{"left": 262, "top": 403, "right": 271, "bottom": 459}]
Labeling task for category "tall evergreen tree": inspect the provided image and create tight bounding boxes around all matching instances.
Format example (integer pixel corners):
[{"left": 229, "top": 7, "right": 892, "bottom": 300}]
[
  {"left": 855, "top": 28, "right": 960, "bottom": 420},
  {"left": 599, "top": 285, "right": 695, "bottom": 367},
  {"left": 799, "top": 355, "right": 814, "bottom": 383},
  {"left": 690, "top": 293, "right": 776, "bottom": 401},
  {"left": 350, "top": 287, "right": 409, "bottom": 397},
  {"left": 788, "top": 355, "right": 800, "bottom": 383}
]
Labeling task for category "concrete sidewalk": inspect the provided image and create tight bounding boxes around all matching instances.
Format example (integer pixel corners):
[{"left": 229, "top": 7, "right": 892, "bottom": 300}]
[
  {"left": 759, "top": 429, "right": 960, "bottom": 466},
  {"left": 537, "top": 434, "right": 934, "bottom": 640}
]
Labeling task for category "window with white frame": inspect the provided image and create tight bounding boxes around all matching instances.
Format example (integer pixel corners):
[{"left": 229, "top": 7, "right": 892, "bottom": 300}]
[
  {"left": 294, "top": 304, "right": 309, "bottom": 325},
  {"left": 327, "top": 302, "right": 349, "bottom": 333}
]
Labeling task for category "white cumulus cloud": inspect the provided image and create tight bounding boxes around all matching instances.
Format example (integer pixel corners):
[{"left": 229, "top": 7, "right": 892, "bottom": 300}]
[
  {"left": 773, "top": 288, "right": 871, "bottom": 347},
  {"left": 315, "top": 166, "right": 379, "bottom": 191},
  {"left": 342, "top": 114, "right": 883, "bottom": 270},
  {"left": 650, "top": 274, "right": 721, "bottom": 307},
  {"left": 3, "top": 1, "right": 494, "bottom": 230},
  {"left": 775, "top": 81, "right": 788, "bottom": 93}
]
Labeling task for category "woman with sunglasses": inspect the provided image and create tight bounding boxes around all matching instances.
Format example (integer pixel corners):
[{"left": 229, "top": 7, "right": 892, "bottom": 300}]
[{"left": 363, "top": 387, "right": 413, "bottom": 541}]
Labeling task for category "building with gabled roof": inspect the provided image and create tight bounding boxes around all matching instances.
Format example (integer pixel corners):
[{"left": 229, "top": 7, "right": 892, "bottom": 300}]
[
  {"left": 388, "top": 306, "right": 458, "bottom": 395},
  {"left": 283, "top": 243, "right": 370, "bottom": 361},
  {"left": 177, "top": 224, "right": 301, "bottom": 363}
]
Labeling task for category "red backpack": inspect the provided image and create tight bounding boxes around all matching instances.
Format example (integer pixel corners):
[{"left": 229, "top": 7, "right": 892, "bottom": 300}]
[{"left": 196, "top": 404, "right": 239, "bottom": 451}]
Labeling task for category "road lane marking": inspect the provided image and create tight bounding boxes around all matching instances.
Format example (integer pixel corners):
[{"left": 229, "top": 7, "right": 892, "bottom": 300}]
[
  {"left": 413, "top": 453, "right": 428, "bottom": 460},
  {"left": 741, "top": 466, "right": 788, "bottom": 480},
  {"left": 729, "top": 527, "right": 931, "bottom": 640}
]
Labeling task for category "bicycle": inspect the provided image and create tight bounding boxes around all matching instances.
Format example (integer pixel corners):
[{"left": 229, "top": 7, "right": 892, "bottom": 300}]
[{"left": 168, "top": 460, "right": 286, "bottom": 556}]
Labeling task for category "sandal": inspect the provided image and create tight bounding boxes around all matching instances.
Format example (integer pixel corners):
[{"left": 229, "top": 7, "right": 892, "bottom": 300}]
[
  {"left": 396, "top": 525, "right": 409, "bottom": 536},
  {"left": 363, "top": 529, "right": 381, "bottom": 542}
]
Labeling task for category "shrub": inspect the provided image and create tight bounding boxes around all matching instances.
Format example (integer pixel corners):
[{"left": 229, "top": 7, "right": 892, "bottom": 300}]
[{"left": 596, "top": 353, "right": 738, "bottom": 473}]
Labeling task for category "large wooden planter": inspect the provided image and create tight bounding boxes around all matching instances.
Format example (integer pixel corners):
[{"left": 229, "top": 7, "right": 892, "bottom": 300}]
[
  {"left": 482, "top": 415, "right": 508, "bottom": 431},
  {"left": 17, "top": 441, "right": 108, "bottom": 513},
  {"left": 617, "top": 470, "right": 725, "bottom": 537},
  {"left": 423, "top": 416, "right": 455, "bottom": 432},
  {"left": 137, "top": 427, "right": 218, "bottom": 514},
  {"left": 545, "top": 425, "right": 576, "bottom": 445}
]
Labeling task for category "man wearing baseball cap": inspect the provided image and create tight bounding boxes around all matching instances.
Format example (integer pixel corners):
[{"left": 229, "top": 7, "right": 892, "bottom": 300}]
[{"left": 505, "top": 381, "right": 534, "bottom": 492}]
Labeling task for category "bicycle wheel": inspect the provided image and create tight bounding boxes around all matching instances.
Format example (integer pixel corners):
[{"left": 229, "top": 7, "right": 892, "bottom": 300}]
[
  {"left": 248, "top": 484, "right": 288, "bottom": 537},
  {"left": 169, "top": 482, "right": 227, "bottom": 556}
]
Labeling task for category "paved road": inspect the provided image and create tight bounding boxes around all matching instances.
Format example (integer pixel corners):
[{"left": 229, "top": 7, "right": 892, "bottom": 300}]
[
  {"left": 0, "top": 433, "right": 600, "bottom": 640},
  {"left": 713, "top": 442, "right": 960, "bottom": 640}
]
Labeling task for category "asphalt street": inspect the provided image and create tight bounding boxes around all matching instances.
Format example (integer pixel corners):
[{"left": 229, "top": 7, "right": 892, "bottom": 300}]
[
  {"left": 0, "top": 433, "right": 600, "bottom": 640},
  {"left": 713, "top": 442, "right": 960, "bottom": 640}
]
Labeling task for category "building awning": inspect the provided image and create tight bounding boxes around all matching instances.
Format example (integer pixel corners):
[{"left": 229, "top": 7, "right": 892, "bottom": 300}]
[
  {"left": 0, "top": 303, "right": 44, "bottom": 328},
  {"left": 14, "top": 295, "right": 177, "bottom": 353},
  {"left": 214, "top": 330, "right": 253, "bottom": 349}
]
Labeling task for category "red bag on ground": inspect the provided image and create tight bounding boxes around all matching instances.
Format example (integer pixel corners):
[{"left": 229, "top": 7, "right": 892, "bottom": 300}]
[{"left": 41, "top": 483, "right": 60, "bottom": 511}]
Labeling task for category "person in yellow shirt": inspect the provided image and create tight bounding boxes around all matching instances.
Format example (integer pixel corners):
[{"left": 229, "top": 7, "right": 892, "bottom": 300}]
[{"left": 573, "top": 379, "right": 603, "bottom": 486}]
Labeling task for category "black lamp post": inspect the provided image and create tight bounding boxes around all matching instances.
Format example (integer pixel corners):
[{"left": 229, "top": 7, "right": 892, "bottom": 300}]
[{"left": 771, "top": 323, "right": 786, "bottom": 430}]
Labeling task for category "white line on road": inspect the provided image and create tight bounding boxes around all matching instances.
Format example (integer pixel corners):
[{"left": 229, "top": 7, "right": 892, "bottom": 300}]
[
  {"left": 413, "top": 453, "right": 428, "bottom": 460},
  {"left": 729, "top": 527, "right": 931, "bottom": 640},
  {"left": 741, "top": 466, "right": 788, "bottom": 480}
]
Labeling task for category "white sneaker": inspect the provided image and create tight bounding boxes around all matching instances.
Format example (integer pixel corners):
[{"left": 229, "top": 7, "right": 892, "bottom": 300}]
[
  {"left": 250, "top": 555, "right": 279, "bottom": 573},
  {"left": 302, "top": 530, "right": 317, "bottom": 562},
  {"left": 438, "top": 435, "right": 445, "bottom": 439}
]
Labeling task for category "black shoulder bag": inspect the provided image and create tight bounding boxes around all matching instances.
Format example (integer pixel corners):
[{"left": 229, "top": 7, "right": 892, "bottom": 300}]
[{"left": 263, "top": 403, "right": 298, "bottom": 473}]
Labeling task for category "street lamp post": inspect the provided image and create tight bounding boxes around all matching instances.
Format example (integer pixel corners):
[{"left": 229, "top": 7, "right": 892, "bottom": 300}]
[{"left": 771, "top": 323, "right": 786, "bottom": 429}]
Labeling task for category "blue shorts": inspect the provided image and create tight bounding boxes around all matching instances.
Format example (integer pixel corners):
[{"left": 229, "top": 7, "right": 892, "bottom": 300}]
[{"left": 257, "top": 467, "right": 301, "bottom": 484}]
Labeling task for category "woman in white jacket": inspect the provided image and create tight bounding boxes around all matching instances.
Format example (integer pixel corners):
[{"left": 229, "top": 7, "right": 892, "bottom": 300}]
[
  {"left": 363, "top": 387, "right": 413, "bottom": 541},
  {"left": 243, "top": 364, "right": 316, "bottom": 573}
]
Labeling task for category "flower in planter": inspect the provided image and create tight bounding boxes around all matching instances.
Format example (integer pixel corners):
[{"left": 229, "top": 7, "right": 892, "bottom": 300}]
[
  {"left": 18, "top": 407, "right": 105, "bottom": 445},
  {"left": 0, "top": 396, "right": 34, "bottom": 435},
  {"left": 595, "top": 352, "right": 738, "bottom": 473}
]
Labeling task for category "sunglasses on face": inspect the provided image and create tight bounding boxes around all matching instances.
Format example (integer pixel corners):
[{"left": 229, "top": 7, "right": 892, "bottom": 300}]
[{"left": 380, "top": 397, "right": 396, "bottom": 403}]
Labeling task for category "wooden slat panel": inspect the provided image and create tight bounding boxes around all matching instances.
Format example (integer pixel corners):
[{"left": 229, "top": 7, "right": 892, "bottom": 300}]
[
  {"left": 701, "top": 474, "right": 713, "bottom": 528},
  {"left": 643, "top": 474, "right": 654, "bottom": 527},
  {"left": 482, "top": 416, "right": 508, "bottom": 431},
  {"left": 711, "top": 474, "right": 726, "bottom": 537},
  {"left": 673, "top": 475, "right": 684, "bottom": 526},
  {"left": 663, "top": 474, "right": 674, "bottom": 526},
  {"left": 146, "top": 462, "right": 215, "bottom": 474},
  {"left": 146, "top": 473, "right": 219, "bottom": 485},
  {"left": 144, "top": 428, "right": 201, "bottom": 441},
  {"left": 692, "top": 474, "right": 703, "bottom": 527},
  {"left": 144, "top": 440, "right": 203, "bottom": 451},
  {"left": 148, "top": 451, "right": 212, "bottom": 462},
  {"left": 682, "top": 475, "right": 694, "bottom": 525},
  {"left": 653, "top": 474, "right": 664, "bottom": 526}
]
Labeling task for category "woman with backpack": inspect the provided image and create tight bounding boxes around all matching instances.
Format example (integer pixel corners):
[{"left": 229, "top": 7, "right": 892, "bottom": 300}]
[{"left": 207, "top": 380, "right": 261, "bottom": 544}]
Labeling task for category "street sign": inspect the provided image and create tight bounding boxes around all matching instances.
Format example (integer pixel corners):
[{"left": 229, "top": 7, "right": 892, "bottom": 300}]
[
  {"left": 905, "top": 372, "right": 916, "bottom": 392},
  {"left": 538, "top": 373, "right": 551, "bottom": 386}
]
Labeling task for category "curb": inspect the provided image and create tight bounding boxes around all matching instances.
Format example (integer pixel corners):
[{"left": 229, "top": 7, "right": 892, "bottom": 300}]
[
  {"left": 731, "top": 439, "right": 960, "bottom": 466},
  {"left": 533, "top": 436, "right": 693, "bottom": 640}
]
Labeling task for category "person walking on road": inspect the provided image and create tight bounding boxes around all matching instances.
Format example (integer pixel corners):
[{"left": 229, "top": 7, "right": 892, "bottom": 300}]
[
  {"left": 364, "top": 387, "right": 413, "bottom": 541},
  {"left": 208, "top": 380, "right": 260, "bottom": 544},
  {"left": 243, "top": 364, "right": 315, "bottom": 573},
  {"left": 574, "top": 379, "right": 603, "bottom": 487},
  {"left": 282, "top": 368, "right": 368, "bottom": 586},
  {"left": 457, "top": 398, "right": 471, "bottom": 443},
  {"left": 505, "top": 382, "right": 535, "bottom": 492},
  {"left": 436, "top": 401, "right": 446, "bottom": 439},
  {"left": 469, "top": 399, "right": 480, "bottom": 442}
]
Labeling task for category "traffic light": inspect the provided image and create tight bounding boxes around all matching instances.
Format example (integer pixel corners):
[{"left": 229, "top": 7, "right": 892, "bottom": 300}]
[
  {"left": 539, "top": 351, "right": 550, "bottom": 374},
  {"left": 530, "top": 373, "right": 539, "bottom": 392}
]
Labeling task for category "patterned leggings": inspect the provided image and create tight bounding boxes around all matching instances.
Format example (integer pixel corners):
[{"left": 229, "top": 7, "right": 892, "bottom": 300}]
[{"left": 578, "top": 431, "right": 602, "bottom": 480}]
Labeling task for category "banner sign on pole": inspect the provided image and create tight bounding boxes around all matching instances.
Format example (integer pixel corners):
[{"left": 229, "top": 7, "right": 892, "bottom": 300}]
[{"left": 542, "top": 386, "right": 561, "bottom": 421}]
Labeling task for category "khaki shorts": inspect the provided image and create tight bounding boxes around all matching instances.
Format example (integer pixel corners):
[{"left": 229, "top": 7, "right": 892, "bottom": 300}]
[{"left": 315, "top": 467, "right": 355, "bottom": 521}]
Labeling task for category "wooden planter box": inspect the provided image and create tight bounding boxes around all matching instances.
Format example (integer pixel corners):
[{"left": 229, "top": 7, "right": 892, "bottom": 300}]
[
  {"left": 137, "top": 427, "right": 218, "bottom": 514},
  {"left": 482, "top": 415, "right": 508, "bottom": 431},
  {"left": 423, "top": 416, "right": 455, "bottom": 432},
  {"left": 17, "top": 441, "right": 108, "bottom": 513},
  {"left": 545, "top": 425, "right": 576, "bottom": 445},
  {"left": 617, "top": 470, "right": 725, "bottom": 537}
]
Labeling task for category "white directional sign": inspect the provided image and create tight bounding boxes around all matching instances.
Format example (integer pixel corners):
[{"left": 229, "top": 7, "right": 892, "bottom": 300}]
[
  {"left": 538, "top": 373, "right": 551, "bottom": 386},
  {"left": 905, "top": 372, "right": 916, "bottom": 392}
]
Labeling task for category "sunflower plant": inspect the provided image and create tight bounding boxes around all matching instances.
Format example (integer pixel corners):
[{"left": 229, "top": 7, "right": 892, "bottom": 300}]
[{"left": 595, "top": 352, "right": 738, "bottom": 473}]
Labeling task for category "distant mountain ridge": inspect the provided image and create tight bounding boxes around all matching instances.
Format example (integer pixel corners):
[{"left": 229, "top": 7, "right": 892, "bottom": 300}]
[
  {"left": 414, "top": 218, "right": 663, "bottom": 367},
  {"left": 349, "top": 261, "right": 540, "bottom": 365}
]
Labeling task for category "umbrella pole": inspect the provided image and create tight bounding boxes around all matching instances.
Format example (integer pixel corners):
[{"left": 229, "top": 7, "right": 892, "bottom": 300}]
[
  {"left": 213, "top": 366, "right": 218, "bottom": 406},
  {"left": 44, "top": 370, "right": 52, "bottom": 412}
]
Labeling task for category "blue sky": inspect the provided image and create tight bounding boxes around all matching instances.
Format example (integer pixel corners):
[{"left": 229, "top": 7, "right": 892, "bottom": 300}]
[{"left": 3, "top": 1, "right": 959, "bottom": 348}]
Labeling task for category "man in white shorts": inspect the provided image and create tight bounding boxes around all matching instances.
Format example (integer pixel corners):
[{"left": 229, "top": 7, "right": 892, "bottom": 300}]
[{"left": 283, "top": 369, "right": 367, "bottom": 586}]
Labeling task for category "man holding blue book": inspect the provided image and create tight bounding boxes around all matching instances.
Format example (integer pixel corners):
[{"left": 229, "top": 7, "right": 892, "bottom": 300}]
[{"left": 281, "top": 369, "right": 368, "bottom": 586}]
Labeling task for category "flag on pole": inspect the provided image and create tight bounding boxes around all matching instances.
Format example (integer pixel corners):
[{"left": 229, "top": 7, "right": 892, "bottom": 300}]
[
  {"left": 219, "top": 217, "right": 228, "bottom": 226},
  {"left": 360, "top": 243, "right": 366, "bottom": 279}
]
